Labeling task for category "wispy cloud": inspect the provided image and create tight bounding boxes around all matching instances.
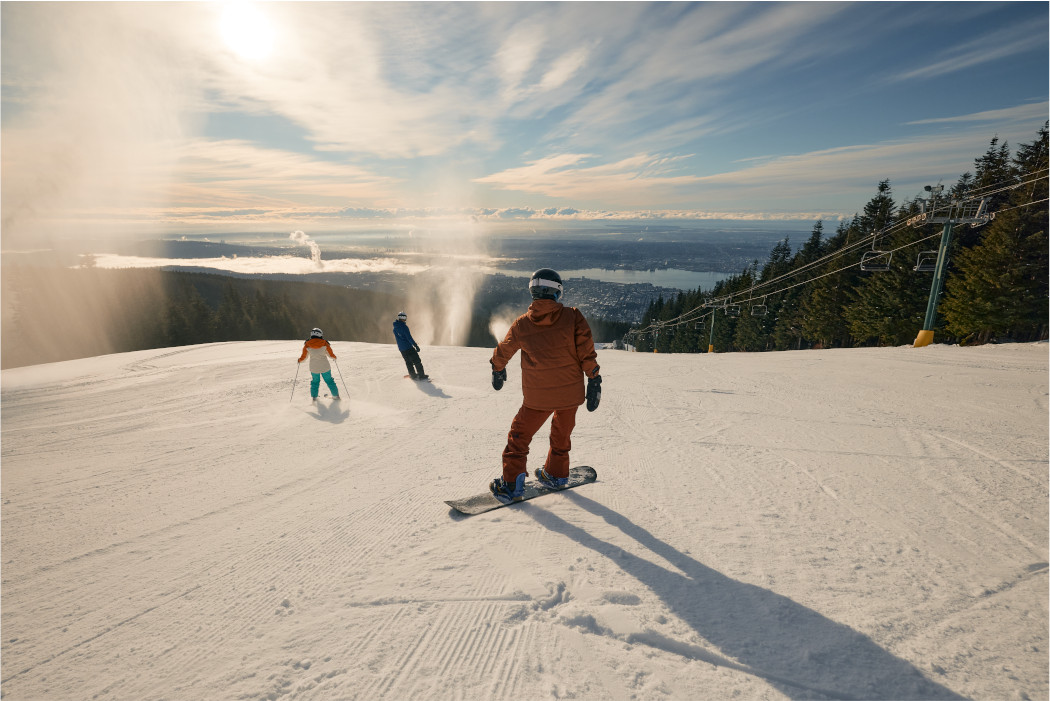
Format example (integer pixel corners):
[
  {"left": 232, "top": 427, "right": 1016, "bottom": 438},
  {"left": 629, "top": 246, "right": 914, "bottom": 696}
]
[
  {"left": 888, "top": 21, "right": 1047, "bottom": 83},
  {"left": 165, "top": 139, "right": 400, "bottom": 207},
  {"left": 2, "top": 1, "right": 1046, "bottom": 238},
  {"left": 906, "top": 102, "right": 1048, "bottom": 126},
  {"left": 475, "top": 153, "right": 703, "bottom": 206}
]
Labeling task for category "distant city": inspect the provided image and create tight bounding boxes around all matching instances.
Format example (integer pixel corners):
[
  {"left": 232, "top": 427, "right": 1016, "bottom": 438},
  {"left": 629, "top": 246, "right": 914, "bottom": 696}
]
[{"left": 96, "top": 223, "right": 802, "bottom": 323}]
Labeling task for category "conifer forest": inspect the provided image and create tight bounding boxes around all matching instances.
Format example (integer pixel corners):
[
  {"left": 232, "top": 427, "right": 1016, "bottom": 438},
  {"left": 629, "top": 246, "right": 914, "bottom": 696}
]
[{"left": 630, "top": 125, "right": 1049, "bottom": 353}]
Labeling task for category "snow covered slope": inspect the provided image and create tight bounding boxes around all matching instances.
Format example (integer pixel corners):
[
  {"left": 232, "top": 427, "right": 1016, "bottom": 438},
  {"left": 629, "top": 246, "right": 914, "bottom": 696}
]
[{"left": 2, "top": 340, "right": 1047, "bottom": 700}]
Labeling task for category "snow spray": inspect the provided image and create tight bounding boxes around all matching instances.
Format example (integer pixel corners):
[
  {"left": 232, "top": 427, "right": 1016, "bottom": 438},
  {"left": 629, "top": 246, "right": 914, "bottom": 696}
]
[{"left": 488, "top": 310, "right": 518, "bottom": 344}]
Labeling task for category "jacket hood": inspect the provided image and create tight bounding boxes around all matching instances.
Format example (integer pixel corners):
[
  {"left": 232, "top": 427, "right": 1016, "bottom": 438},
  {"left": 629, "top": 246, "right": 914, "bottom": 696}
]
[{"left": 526, "top": 298, "right": 564, "bottom": 326}]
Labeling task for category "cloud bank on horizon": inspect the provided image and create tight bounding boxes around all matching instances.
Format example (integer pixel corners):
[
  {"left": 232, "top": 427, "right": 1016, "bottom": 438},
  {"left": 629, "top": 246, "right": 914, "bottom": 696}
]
[{"left": 1, "top": 2, "right": 1046, "bottom": 243}]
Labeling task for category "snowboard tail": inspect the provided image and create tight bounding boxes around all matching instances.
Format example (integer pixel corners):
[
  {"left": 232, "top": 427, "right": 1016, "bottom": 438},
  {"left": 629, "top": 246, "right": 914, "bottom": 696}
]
[{"left": 446, "top": 466, "right": 597, "bottom": 516}]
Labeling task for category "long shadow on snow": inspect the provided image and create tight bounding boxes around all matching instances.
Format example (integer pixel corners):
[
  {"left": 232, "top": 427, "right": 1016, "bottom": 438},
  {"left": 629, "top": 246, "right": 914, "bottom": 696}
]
[
  {"left": 308, "top": 399, "right": 350, "bottom": 424},
  {"left": 523, "top": 491, "right": 966, "bottom": 701},
  {"left": 411, "top": 380, "right": 451, "bottom": 399}
]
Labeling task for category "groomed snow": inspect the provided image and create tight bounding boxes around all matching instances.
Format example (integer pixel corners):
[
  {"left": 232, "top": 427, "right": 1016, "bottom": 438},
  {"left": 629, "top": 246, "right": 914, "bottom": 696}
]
[{"left": 2, "top": 341, "right": 1047, "bottom": 700}]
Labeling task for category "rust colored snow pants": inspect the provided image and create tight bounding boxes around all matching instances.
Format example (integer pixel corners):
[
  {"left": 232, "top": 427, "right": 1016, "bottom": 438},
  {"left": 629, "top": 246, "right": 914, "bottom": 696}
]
[{"left": 502, "top": 405, "right": 578, "bottom": 483}]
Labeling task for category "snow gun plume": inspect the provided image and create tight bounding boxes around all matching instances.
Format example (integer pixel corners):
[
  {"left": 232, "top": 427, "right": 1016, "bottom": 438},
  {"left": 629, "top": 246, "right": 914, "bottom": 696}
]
[
  {"left": 488, "top": 308, "right": 518, "bottom": 344},
  {"left": 289, "top": 230, "right": 323, "bottom": 269}
]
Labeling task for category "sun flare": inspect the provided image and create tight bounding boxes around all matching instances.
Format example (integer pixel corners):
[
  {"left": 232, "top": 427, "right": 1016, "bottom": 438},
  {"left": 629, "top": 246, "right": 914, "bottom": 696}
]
[{"left": 220, "top": 3, "right": 275, "bottom": 61}]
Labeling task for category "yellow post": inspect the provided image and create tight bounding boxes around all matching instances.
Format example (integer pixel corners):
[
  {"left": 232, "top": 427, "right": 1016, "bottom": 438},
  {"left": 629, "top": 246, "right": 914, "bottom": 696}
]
[
  {"left": 708, "top": 344, "right": 714, "bottom": 353},
  {"left": 913, "top": 330, "right": 934, "bottom": 348}
]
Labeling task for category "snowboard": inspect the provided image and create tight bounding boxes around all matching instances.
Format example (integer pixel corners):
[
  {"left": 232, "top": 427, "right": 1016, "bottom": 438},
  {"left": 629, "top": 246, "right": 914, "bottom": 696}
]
[
  {"left": 446, "top": 466, "right": 597, "bottom": 516},
  {"left": 404, "top": 375, "right": 431, "bottom": 382}
]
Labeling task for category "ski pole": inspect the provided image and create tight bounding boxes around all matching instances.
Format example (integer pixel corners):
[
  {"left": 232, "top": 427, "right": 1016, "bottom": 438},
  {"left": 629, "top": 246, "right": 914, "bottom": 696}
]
[
  {"left": 333, "top": 357, "right": 349, "bottom": 397},
  {"left": 290, "top": 361, "right": 301, "bottom": 402}
]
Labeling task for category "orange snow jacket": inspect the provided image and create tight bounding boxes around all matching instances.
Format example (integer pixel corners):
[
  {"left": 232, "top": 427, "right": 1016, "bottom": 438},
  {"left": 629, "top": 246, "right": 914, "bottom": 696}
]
[
  {"left": 299, "top": 338, "right": 337, "bottom": 373},
  {"left": 491, "top": 299, "right": 600, "bottom": 411}
]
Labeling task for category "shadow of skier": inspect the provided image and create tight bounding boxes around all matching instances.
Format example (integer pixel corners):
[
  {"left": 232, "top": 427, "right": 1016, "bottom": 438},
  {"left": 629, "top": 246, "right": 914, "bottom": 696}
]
[
  {"left": 310, "top": 398, "right": 350, "bottom": 424},
  {"left": 522, "top": 491, "right": 967, "bottom": 701}
]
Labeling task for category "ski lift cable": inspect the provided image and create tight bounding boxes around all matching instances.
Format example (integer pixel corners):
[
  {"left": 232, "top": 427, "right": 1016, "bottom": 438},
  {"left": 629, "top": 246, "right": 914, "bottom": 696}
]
[
  {"left": 988, "top": 196, "right": 1050, "bottom": 216},
  {"left": 642, "top": 228, "right": 943, "bottom": 332},
  {"left": 636, "top": 308, "right": 713, "bottom": 334},
  {"left": 771, "top": 230, "right": 942, "bottom": 298},
  {"left": 718, "top": 189, "right": 1044, "bottom": 308},
  {"left": 945, "top": 172, "right": 1049, "bottom": 206},
  {"left": 633, "top": 307, "right": 714, "bottom": 336},
  {"left": 630, "top": 191, "right": 1046, "bottom": 334},
  {"left": 934, "top": 168, "right": 1048, "bottom": 202},
  {"left": 718, "top": 176, "right": 1046, "bottom": 304},
  {"left": 744, "top": 230, "right": 945, "bottom": 301},
  {"left": 718, "top": 213, "right": 919, "bottom": 302}
]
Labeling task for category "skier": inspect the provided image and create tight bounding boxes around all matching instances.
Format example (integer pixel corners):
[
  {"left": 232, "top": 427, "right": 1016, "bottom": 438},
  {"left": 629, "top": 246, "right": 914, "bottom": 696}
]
[
  {"left": 488, "top": 269, "right": 601, "bottom": 503},
  {"left": 392, "top": 311, "right": 428, "bottom": 380},
  {"left": 298, "top": 328, "right": 340, "bottom": 401}
]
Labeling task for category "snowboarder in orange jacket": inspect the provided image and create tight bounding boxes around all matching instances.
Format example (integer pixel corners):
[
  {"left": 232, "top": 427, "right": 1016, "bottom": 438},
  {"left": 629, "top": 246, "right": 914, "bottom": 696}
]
[{"left": 489, "top": 269, "right": 601, "bottom": 503}]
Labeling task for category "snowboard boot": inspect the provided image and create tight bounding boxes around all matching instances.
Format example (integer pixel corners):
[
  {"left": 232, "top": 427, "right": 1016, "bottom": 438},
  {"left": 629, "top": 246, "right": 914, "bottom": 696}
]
[
  {"left": 535, "top": 467, "right": 568, "bottom": 489},
  {"left": 490, "top": 472, "right": 527, "bottom": 504}
]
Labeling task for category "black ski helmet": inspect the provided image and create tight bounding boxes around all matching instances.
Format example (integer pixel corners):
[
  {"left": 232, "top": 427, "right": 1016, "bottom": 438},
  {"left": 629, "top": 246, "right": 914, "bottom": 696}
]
[{"left": 529, "top": 269, "right": 563, "bottom": 301}]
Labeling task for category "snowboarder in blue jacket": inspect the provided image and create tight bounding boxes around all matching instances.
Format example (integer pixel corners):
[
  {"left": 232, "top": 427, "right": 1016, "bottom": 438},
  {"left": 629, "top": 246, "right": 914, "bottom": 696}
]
[{"left": 393, "top": 311, "right": 428, "bottom": 380}]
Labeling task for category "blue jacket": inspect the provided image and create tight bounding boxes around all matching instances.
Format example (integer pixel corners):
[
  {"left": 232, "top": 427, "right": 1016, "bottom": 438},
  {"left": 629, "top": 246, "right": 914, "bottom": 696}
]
[{"left": 393, "top": 320, "right": 418, "bottom": 351}]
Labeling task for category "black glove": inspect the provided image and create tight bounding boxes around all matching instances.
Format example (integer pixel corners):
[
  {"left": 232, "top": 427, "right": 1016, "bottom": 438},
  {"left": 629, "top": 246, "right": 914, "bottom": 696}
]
[
  {"left": 586, "top": 375, "right": 602, "bottom": 412},
  {"left": 492, "top": 367, "right": 507, "bottom": 391},
  {"left": 412, "top": 344, "right": 420, "bottom": 352}
]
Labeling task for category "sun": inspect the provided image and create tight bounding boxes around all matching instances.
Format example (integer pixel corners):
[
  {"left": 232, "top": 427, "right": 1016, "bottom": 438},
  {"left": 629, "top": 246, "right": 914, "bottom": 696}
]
[{"left": 220, "top": 3, "right": 276, "bottom": 61}]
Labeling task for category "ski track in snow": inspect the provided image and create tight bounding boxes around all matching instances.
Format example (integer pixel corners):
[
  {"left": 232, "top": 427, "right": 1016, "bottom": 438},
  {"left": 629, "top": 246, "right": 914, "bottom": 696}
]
[{"left": 1, "top": 341, "right": 1047, "bottom": 700}]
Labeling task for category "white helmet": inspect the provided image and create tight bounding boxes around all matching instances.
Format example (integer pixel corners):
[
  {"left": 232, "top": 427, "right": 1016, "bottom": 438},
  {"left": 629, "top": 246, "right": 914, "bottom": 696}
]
[
  {"left": 310, "top": 328, "right": 323, "bottom": 338},
  {"left": 396, "top": 311, "right": 407, "bottom": 321},
  {"left": 529, "top": 268, "right": 563, "bottom": 301}
]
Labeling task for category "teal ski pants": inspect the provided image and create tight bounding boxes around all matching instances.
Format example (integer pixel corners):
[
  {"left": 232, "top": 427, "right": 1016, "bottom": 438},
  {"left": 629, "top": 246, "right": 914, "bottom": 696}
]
[{"left": 310, "top": 370, "right": 339, "bottom": 398}]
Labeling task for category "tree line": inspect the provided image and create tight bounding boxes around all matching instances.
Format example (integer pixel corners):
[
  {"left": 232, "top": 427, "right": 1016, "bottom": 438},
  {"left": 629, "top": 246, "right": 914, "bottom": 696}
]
[
  {"left": 1, "top": 267, "right": 633, "bottom": 368},
  {"left": 631, "top": 125, "right": 1048, "bottom": 353},
  {"left": 1, "top": 268, "right": 406, "bottom": 368}
]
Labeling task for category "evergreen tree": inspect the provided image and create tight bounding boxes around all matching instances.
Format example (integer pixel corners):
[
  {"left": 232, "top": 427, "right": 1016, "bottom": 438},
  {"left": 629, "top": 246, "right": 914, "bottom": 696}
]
[
  {"left": 217, "top": 283, "right": 251, "bottom": 341},
  {"left": 732, "top": 264, "right": 769, "bottom": 351},
  {"left": 800, "top": 220, "right": 856, "bottom": 347},
  {"left": 187, "top": 292, "right": 218, "bottom": 344},
  {"left": 973, "top": 136, "right": 1014, "bottom": 209},
  {"left": 254, "top": 291, "right": 297, "bottom": 339},
  {"left": 844, "top": 182, "right": 939, "bottom": 346},
  {"left": 797, "top": 220, "right": 826, "bottom": 264},
  {"left": 950, "top": 172, "right": 974, "bottom": 199},
  {"left": 942, "top": 125, "right": 1049, "bottom": 343},
  {"left": 845, "top": 225, "right": 930, "bottom": 346},
  {"left": 857, "top": 179, "right": 896, "bottom": 234}
]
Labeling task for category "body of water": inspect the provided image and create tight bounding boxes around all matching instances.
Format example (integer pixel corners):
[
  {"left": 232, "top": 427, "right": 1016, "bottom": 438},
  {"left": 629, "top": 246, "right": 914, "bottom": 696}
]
[{"left": 502, "top": 268, "right": 729, "bottom": 291}]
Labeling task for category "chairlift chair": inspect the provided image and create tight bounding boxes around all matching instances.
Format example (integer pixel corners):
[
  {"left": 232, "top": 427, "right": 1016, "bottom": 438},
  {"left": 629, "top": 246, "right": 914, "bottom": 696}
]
[
  {"left": 724, "top": 304, "right": 741, "bottom": 318},
  {"left": 913, "top": 250, "right": 938, "bottom": 272},
  {"left": 859, "top": 250, "right": 892, "bottom": 272},
  {"left": 750, "top": 304, "right": 767, "bottom": 317}
]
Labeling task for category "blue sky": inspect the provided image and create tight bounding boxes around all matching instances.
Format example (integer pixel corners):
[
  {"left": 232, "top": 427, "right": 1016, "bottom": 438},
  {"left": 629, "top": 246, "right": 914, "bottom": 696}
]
[{"left": 1, "top": 1, "right": 1047, "bottom": 242}]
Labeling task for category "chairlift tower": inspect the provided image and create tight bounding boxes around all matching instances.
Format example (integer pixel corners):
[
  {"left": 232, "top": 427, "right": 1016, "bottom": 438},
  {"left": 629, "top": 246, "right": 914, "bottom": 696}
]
[
  {"left": 909, "top": 185, "right": 992, "bottom": 347},
  {"left": 702, "top": 302, "right": 719, "bottom": 353}
]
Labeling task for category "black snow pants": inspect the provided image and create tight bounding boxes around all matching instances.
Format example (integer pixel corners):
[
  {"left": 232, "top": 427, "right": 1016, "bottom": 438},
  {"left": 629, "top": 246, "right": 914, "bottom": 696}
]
[{"left": 400, "top": 349, "right": 426, "bottom": 378}]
